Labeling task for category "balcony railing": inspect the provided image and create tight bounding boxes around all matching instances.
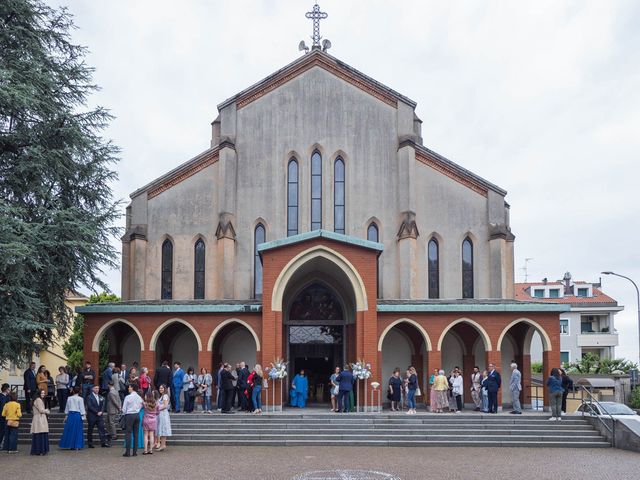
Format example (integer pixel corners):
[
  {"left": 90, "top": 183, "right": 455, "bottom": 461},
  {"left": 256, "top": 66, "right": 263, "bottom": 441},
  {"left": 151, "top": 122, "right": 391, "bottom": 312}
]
[{"left": 577, "top": 332, "right": 619, "bottom": 347}]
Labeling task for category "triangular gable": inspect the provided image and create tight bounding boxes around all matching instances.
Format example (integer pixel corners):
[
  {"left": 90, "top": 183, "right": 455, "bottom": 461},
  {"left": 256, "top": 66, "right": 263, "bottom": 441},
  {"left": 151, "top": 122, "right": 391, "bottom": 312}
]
[{"left": 217, "top": 50, "right": 416, "bottom": 111}]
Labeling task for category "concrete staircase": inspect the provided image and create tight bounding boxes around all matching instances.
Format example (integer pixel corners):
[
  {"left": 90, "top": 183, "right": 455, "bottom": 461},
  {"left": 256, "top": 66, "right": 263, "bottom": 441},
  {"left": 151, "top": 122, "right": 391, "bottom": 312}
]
[{"left": 18, "top": 412, "right": 610, "bottom": 448}]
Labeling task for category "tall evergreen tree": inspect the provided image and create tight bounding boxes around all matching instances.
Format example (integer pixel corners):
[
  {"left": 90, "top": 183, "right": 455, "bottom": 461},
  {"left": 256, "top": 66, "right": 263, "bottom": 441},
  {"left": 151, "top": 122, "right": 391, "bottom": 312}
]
[{"left": 0, "top": 0, "right": 120, "bottom": 366}]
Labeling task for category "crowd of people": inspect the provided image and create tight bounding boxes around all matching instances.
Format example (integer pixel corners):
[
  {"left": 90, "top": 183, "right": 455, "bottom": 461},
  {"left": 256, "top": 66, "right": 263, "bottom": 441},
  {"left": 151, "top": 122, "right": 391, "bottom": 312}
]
[
  {"left": 0, "top": 359, "right": 577, "bottom": 455},
  {"left": 389, "top": 363, "right": 574, "bottom": 418}
]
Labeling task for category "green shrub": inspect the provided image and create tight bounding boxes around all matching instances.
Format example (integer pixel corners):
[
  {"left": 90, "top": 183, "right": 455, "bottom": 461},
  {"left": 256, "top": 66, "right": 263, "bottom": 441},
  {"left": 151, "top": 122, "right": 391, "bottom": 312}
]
[
  {"left": 629, "top": 386, "right": 640, "bottom": 410},
  {"left": 531, "top": 362, "right": 543, "bottom": 374}
]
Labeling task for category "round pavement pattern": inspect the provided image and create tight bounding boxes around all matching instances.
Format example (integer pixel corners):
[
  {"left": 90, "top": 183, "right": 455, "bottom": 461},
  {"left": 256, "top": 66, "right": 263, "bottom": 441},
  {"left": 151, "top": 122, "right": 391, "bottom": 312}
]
[{"left": 292, "top": 471, "right": 400, "bottom": 480}]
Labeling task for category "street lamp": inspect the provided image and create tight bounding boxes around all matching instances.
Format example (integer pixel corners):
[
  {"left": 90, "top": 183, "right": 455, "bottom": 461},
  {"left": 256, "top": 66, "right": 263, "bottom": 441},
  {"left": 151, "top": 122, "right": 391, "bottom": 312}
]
[{"left": 602, "top": 271, "right": 640, "bottom": 366}]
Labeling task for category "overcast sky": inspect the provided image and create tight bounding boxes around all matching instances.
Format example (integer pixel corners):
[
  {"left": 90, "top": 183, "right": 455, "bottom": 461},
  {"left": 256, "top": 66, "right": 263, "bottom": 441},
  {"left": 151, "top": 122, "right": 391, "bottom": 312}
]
[{"left": 49, "top": 1, "right": 640, "bottom": 362}]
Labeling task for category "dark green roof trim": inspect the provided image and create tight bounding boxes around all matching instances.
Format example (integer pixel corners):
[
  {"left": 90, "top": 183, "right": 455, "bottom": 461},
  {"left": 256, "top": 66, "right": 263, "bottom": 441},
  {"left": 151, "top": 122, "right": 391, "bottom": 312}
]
[
  {"left": 257, "top": 229, "right": 384, "bottom": 253},
  {"left": 377, "top": 303, "right": 569, "bottom": 313},
  {"left": 76, "top": 303, "right": 262, "bottom": 314}
]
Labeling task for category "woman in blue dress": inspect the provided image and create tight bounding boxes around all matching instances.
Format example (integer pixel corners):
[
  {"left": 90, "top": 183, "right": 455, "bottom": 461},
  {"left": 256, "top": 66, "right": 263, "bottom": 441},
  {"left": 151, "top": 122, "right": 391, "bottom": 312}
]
[
  {"left": 289, "top": 370, "right": 308, "bottom": 408},
  {"left": 59, "top": 387, "right": 85, "bottom": 450}
]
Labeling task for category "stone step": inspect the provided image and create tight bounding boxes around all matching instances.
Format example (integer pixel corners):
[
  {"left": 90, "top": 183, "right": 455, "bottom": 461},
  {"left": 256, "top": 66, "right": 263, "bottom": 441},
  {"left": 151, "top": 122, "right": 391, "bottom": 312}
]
[{"left": 17, "top": 413, "right": 608, "bottom": 448}]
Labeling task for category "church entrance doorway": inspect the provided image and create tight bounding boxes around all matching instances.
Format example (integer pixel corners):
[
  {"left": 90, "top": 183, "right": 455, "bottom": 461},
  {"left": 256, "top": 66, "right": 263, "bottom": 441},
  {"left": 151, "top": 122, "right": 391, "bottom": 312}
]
[{"left": 286, "top": 284, "right": 347, "bottom": 405}]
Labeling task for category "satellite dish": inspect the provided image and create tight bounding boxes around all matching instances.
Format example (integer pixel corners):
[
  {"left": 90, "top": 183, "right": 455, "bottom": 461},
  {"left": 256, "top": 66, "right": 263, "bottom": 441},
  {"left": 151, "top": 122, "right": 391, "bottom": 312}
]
[
  {"left": 298, "top": 40, "right": 309, "bottom": 53},
  {"left": 322, "top": 39, "right": 331, "bottom": 52}
]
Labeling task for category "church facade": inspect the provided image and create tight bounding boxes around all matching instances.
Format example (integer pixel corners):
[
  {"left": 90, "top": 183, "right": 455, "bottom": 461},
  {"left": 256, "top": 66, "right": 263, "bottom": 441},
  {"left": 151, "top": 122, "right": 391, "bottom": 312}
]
[{"left": 79, "top": 47, "right": 566, "bottom": 408}]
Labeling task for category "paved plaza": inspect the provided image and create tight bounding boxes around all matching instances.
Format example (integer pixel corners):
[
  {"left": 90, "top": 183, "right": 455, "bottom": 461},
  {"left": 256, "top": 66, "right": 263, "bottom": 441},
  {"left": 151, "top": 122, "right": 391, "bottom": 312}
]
[{"left": 2, "top": 446, "right": 639, "bottom": 480}]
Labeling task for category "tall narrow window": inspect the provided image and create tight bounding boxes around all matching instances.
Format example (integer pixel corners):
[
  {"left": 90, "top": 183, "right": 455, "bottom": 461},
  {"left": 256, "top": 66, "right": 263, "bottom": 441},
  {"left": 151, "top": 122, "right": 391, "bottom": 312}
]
[
  {"left": 428, "top": 238, "right": 439, "bottom": 299},
  {"left": 161, "top": 239, "right": 173, "bottom": 300},
  {"left": 462, "top": 237, "right": 474, "bottom": 299},
  {"left": 254, "top": 224, "right": 265, "bottom": 298},
  {"left": 194, "top": 239, "right": 205, "bottom": 299},
  {"left": 287, "top": 159, "right": 299, "bottom": 237},
  {"left": 367, "top": 223, "right": 379, "bottom": 242},
  {"left": 334, "top": 157, "right": 345, "bottom": 234},
  {"left": 311, "top": 150, "right": 322, "bottom": 230},
  {"left": 367, "top": 222, "right": 380, "bottom": 297}
]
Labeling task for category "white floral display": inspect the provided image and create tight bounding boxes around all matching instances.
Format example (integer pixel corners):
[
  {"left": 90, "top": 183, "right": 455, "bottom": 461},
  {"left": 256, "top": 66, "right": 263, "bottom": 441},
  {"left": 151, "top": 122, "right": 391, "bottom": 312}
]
[
  {"left": 268, "top": 357, "right": 288, "bottom": 380},
  {"left": 351, "top": 360, "right": 372, "bottom": 380}
]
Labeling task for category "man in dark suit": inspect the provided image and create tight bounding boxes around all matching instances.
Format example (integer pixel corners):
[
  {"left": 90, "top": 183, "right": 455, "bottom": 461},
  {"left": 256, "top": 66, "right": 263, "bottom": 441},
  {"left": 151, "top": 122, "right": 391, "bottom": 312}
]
[
  {"left": 154, "top": 360, "right": 172, "bottom": 393},
  {"left": 219, "top": 364, "right": 236, "bottom": 414},
  {"left": 236, "top": 362, "right": 250, "bottom": 411},
  {"left": 336, "top": 366, "right": 354, "bottom": 413},
  {"left": 485, "top": 363, "right": 502, "bottom": 414},
  {"left": 0, "top": 383, "right": 10, "bottom": 447},
  {"left": 87, "top": 384, "right": 110, "bottom": 448},
  {"left": 101, "top": 362, "right": 114, "bottom": 395},
  {"left": 23, "top": 362, "right": 37, "bottom": 414}
]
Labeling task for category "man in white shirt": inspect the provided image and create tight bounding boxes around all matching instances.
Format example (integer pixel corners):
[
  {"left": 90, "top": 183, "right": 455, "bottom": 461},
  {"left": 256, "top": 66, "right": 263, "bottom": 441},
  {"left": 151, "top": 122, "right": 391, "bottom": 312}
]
[{"left": 121, "top": 384, "right": 144, "bottom": 457}]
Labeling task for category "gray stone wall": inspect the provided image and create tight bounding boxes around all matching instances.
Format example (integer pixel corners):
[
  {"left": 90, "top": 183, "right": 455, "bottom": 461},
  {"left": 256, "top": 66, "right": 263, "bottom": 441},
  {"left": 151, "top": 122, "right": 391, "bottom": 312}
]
[{"left": 122, "top": 62, "right": 513, "bottom": 302}]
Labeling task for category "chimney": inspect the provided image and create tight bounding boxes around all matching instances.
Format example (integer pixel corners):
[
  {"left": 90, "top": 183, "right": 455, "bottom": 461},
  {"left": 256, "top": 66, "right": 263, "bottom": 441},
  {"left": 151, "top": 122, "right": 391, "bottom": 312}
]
[
  {"left": 542, "top": 277, "right": 548, "bottom": 285},
  {"left": 563, "top": 271, "right": 573, "bottom": 295}
]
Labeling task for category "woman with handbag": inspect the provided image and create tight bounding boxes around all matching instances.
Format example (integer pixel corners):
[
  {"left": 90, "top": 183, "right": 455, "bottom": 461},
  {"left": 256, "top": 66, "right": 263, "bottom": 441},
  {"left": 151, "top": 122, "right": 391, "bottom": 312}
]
[
  {"left": 30, "top": 389, "right": 50, "bottom": 455},
  {"left": 197, "top": 368, "right": 213, "bottom": 413},
  {"left": 155, "top": 384, "right": 172, "bottom": 451},
  {"left": 405, "top": 367, "right": 418, "bottom": 415},
  {"left": 330, "top": 367, "right": 340, "bottom": 412},
  {"left": 388, "top": 368, "right": 402, "bottom": 412},
  {"left": 182, "top": 367, "right": 196, "bottom": 413},
  {"left": 2, "top": 392, "right": 21, "bottom": 453},
  {"left": 251, "top": 365, "right": 263, "bottom": 414}
]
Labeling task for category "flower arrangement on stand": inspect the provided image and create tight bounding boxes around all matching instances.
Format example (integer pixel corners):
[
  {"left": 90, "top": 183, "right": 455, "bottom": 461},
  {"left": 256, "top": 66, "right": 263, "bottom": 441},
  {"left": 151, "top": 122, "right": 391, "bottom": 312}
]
[
  {"left": 266, "top": 357, "right": 288, "bottom": 412},
  {"left": 350, "top": 360, "right": 372, "bottom": 412}
]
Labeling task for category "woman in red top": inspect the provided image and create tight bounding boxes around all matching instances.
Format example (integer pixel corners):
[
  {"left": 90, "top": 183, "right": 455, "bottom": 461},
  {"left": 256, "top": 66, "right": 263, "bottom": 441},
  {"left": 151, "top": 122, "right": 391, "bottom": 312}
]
[{"left": 139, "top": 367, "right": 151, "bottom": 396}]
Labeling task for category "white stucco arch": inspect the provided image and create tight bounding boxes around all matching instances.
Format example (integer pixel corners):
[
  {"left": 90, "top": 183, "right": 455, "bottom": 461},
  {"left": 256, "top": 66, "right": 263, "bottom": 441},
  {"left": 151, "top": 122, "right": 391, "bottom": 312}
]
[
  {"left": 437, "top": 318, "right": 493, "bottom": 351},
  {"left": 271, "top": 245, "right": 368, "bottom": 312},
  {"left": 92, "top": 318, "right": 145, "bottom": 352},
  {"left": 207, "top": 318, "right": 261, "bottom": 352},
  {"left": 149, "top": 318, "right": 203, "bottom": 352},
  {"left": 497, "top": 318, "right": 552, "bottom": 352},
  {"left": 377, "top": 318, "right": 432, "bottom": 351}
]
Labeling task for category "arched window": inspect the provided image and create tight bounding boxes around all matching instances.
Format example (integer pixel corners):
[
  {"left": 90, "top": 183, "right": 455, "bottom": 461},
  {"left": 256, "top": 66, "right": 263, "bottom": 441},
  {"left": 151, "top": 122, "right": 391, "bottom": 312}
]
[
  {"left": 194, "top": 239, "right": 205, "bottom": 299},
  {"left": 462, "top": 237, "right": 474, "bottom": 299},
  {"left": 161, "top": 239, "right": 173, "bottom": 300},
  {"left": 334, "top": 157, "right": 345, "bottom": 234},
  {"left": 367, "top": 222, "right": 380, "bottom": 297},
  {"left": 428, "top": 238, "right": 439, "bottom": 299},
  {"left": 254, "top": 224, "right": 266, "bottom": 298},
  {"left": 287, "top": 159, "right": 298, "bottom": 237},
  {"left": 367, "top": 223, "right": 378, "bottom": 242},
  {"left": 311, "top": 150, "right": 322, "bottom": 230}
]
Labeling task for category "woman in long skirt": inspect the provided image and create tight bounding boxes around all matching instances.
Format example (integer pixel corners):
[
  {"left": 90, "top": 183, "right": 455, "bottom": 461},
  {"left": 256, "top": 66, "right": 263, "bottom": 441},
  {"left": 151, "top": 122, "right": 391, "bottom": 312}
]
[
  {"left": 31, "top": 389, "right": 50, "bottom": 455},
  {"left": 59, "top": 387, "right": 85, "bottom": 450},
  {"left": 432, "top": 370, "right": 450, "bottom": 414},
  {"left": 155, "top": 385, "right": 172, "bottom": 451}
]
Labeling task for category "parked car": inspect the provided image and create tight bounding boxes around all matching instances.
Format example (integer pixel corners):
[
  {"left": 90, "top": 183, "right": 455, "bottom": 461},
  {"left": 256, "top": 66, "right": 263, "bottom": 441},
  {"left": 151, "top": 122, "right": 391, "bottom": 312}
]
[{"left": 573, "top": 401, "right": 640, "bottom": 421}]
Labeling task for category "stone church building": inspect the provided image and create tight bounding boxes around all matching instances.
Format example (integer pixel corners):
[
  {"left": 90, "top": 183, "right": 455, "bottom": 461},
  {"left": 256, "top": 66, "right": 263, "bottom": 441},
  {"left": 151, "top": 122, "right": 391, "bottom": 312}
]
[{"left": 79, "top": 43, "right": 565, "bottom": 408}]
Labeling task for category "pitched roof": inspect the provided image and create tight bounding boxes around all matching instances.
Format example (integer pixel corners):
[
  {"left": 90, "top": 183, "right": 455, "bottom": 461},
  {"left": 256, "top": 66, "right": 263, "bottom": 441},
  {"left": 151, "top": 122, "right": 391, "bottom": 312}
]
[
  {"left": 257, "top": 229, "right": 383, "bottom": 254},
  {"left": 217, "top": 49, "right": 417, "bottom": 111},
  {"left": 514, "top": 282, "right": 618, "bottom": 307}
]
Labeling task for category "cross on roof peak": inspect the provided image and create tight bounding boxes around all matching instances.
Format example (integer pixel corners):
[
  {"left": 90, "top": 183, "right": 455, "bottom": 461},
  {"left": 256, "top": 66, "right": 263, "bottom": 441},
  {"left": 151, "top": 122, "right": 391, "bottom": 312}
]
[{"left": 304, "top": 2, "right": 329, "bottom": 50}]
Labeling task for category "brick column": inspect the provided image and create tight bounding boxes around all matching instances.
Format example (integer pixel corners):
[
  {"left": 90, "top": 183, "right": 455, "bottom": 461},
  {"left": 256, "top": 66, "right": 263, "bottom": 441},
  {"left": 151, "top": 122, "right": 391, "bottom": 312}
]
[
  {"left": 486, "top": 350, "right": 502, "bottom": 411},
  {"left": 462, "top": 354, "right": 475, "bottom": 404},
  {"left": 521, "top": 353, "right": 531, "bottom": 409},
  {"left": 427, "top": 350, "right": 442, "bottom": 408},
  {"left": 140, "top": 350, "right": 155, "bottom": 379}
]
